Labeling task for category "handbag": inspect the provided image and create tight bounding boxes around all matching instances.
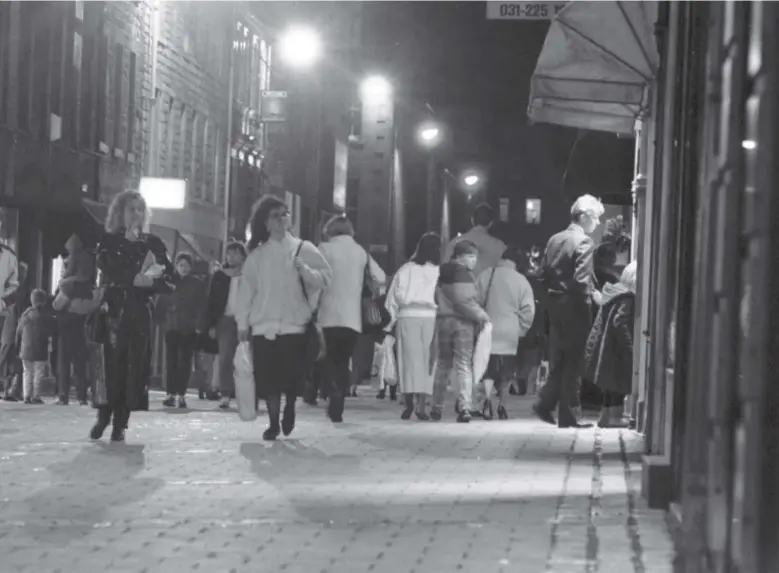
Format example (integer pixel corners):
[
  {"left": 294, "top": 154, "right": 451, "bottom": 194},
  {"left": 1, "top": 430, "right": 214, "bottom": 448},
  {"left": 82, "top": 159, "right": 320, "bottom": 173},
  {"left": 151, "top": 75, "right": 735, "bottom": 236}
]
[
  {"left": 234, "top": 341, "right": 257, "bottom": 421},
  {"left": 361, "top": 251, "right": 383, "bottom": 330},
  {"left": 295, "top": 241, "right": 325, "bottom": 364}
]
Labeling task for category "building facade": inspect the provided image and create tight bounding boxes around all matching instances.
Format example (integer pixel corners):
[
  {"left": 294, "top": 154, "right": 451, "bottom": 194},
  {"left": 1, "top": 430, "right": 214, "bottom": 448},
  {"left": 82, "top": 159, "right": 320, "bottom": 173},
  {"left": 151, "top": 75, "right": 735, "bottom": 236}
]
[{"left": 531, "top": 2, "right": 779, "bottom": 570}]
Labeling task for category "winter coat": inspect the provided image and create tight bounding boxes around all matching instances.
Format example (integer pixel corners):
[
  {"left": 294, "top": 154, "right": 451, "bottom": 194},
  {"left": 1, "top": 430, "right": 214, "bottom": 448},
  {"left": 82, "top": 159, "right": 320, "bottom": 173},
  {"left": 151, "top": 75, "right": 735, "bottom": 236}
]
[
  {"left": 158, "top": 273, "right": 207, "bottom": 333},
  {"left": 583, "top": 283, "right": 635, "bottom": 395},
  {"left": 16, "top": 307, "right": 56, "bottom": 362},
  {"left": 435, "top": 261, "right": 489, "bottom": 325},
  {"left": 475, "top": 261, "right": 536, "bottom": 355}
]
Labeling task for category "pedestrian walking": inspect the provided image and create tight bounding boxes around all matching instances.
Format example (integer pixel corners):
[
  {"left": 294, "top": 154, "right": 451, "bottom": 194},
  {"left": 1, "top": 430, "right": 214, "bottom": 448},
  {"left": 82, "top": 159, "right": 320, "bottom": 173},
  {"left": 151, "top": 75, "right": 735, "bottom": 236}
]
[
  {"left": 584, "top": 260, "right": 637, "bottom": 428},
  {"left": 90, "top": 190, "right": 176, "bottom": 443},
  {"left": 385, "top": 232, "right": 441, "bottom": 421},
  {"left": 235, "top": 196, "right": 332, "bottom": 441},
  {"left": 1, "top": 261, "right": 27, "bottom": 402},
  {"left": 432, "top": 240, "right": 490, "bottom": 423},
  {"left": 53, "top": 261, "right": 101, "bottom": 405},
  {"left": 16, "top": 289, "right": 56, "bottom": 404},
  {"left": 476, "top": 245, "right": 535, "bottom": 420},
  {"left": 317, "top": 214, "right": 385, "bottom": 423},
  {"left": 160, "top": 252, "right": 206, "bottom": 409},
  {"left": 533, "top": 194, "right": 605, "bottom": 428},
  {"left": 204, "top": 241, "right": 247, "bottom": 410},
  {"left": 442, "top": 203, "right": 506, "bottom": 278}
]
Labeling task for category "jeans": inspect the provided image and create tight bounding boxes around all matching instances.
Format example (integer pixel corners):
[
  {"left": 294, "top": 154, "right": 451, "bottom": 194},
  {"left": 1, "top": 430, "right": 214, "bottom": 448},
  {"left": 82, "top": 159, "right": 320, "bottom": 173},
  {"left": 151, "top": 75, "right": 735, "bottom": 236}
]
[
  {"left": 165, "top": 330, "right": 197, "bottom": 396},
  {"left": 215, "top": 316, "right": 239, "bottom": 397},
  {"left": 323, "top": 327, "right": 359, "bottom": 421},
  {"left": 432, "top": 316, "right": 476, "bottom": 414},
  {"left": 22, "top": 360, "right": 46, "bottom": 400}
]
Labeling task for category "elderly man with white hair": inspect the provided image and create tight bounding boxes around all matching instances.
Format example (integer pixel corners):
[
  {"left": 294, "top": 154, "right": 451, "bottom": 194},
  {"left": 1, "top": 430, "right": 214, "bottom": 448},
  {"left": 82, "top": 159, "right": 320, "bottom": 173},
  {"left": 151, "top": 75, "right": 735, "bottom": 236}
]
[{"left": 533, "top": 194, "right": 605, "bottom": 428}]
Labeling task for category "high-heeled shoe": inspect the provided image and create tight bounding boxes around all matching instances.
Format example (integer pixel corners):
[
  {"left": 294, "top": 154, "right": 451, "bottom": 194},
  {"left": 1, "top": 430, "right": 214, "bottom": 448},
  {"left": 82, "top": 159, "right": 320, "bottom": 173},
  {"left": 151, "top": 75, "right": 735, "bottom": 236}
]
[{"left": 497, "top": 405, "right": 508, "bottom": 420}]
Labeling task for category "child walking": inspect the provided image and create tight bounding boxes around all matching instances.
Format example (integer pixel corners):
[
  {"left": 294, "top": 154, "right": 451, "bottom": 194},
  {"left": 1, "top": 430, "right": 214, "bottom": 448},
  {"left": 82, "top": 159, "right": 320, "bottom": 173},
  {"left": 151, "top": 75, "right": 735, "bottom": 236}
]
[{"left": 16, "top": 289, "right": 56, "bottom": 404}]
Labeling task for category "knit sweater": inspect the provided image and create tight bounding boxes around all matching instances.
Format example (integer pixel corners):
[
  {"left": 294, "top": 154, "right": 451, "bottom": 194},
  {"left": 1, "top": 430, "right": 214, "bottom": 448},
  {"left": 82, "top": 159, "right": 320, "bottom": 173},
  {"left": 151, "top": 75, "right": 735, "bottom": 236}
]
[{"left": 235, "top": 233, "right": 332, "bottom": 338}]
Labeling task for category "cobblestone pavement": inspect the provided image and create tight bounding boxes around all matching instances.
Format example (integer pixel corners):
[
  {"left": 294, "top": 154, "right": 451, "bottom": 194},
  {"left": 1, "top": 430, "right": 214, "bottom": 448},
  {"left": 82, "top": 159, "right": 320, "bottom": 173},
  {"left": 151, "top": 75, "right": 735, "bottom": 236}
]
[{"left": 0, "top": 392, "right": 675, "bottom": 573}]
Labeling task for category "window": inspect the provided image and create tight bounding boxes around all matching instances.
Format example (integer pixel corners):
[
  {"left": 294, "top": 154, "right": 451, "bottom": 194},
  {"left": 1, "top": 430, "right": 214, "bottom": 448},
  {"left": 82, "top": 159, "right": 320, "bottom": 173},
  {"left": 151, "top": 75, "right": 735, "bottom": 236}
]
[{"left": 525, "top": 198, "right": 541, "bottom": 224}]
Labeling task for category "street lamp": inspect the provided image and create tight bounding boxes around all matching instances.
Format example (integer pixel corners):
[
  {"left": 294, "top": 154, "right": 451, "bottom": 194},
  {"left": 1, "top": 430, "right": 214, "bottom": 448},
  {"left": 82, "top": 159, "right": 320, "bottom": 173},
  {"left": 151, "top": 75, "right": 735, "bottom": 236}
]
[
  {"left": 278, "top": 25, "right": 321, "bottom": 68},
  {"left": 360, "top": 75, "right": 393, "bottom": 104},
  {"left": 463, "top": 174, "right": 480, "bottom": 187},
  {"left": 418, "top": 125, "right": 440, "bottom": 146}
]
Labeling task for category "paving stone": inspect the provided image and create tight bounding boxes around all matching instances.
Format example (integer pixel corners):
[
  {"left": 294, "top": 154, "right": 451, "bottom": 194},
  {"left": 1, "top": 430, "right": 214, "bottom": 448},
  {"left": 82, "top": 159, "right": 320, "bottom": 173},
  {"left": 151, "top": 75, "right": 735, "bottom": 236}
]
[{"left": 0, "top": 392, "right": 675, "bottom": 572}]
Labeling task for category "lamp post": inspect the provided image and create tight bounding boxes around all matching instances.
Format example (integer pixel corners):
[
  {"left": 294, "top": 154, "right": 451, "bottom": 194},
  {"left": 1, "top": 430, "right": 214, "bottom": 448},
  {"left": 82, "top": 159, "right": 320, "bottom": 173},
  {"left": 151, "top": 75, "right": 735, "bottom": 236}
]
[{"left": 418, "top": 121, "right": 442, "bottom": 233}]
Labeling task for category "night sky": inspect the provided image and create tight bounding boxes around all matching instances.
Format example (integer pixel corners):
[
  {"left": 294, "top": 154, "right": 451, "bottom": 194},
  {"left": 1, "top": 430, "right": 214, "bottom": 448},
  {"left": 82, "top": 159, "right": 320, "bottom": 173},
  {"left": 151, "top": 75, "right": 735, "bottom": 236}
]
[{"left": 361, "top": 1, "right": 634, "bottom": 246}]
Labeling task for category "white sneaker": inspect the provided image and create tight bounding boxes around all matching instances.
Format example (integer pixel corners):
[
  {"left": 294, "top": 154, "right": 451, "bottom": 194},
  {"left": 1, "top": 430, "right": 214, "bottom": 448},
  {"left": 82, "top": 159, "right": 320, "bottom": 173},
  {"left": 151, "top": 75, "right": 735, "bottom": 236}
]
[{"left": 219, "top": 397, "right": 230, "bottom": 410}]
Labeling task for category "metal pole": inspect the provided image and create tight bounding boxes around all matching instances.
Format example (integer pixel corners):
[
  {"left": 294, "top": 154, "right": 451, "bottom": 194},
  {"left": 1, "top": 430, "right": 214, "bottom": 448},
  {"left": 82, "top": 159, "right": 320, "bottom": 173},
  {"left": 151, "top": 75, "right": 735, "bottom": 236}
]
[
  {"left": 147, "top": 0, "right": 160, "bottom": 176},
  {"left": 426, "top": 152, "right": 437, "bottom": 231},
  {"left": 222, "top": 8, "right": 236, "bottom": 252}
]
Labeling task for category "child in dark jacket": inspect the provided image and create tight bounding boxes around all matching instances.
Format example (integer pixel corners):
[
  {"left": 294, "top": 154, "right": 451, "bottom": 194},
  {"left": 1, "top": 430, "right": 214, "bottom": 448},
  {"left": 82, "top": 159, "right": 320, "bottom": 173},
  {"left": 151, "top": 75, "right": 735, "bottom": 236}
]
[{"left": 16, "top": 289, "right": 56, "bottom": 404}]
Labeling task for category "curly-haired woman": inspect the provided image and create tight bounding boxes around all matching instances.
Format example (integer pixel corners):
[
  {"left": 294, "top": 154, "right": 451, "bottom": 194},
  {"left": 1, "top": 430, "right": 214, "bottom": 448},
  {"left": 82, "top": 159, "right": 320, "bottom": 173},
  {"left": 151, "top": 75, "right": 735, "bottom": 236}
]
[
  {"left": 235, "top": 196, "right": 332, "bottom": 441},
  {"left": 90, "top": 190, "right": 175, "bottom": 442}
]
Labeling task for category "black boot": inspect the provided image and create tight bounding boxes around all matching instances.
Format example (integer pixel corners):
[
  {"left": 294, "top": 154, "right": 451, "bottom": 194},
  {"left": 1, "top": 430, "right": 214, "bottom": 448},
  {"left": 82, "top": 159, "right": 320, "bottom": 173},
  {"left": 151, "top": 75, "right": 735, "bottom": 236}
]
[
  {"left": 263, "top": 395, "right": 281, "bottom": 440},
  {"left": 282, "top": 396, "right": 297, "bottom": 436},
  {"left": 389, "top": 385, "right": 397, "bottom": 401},
  {"left": 90, "top": 407, "right": 112, "bottom": 441},
  {"left": 111, "top": 407, "right": 128, "bottom": 442},
  {"left": 400, "top": 394, "right": 414, "bottom": 420}
]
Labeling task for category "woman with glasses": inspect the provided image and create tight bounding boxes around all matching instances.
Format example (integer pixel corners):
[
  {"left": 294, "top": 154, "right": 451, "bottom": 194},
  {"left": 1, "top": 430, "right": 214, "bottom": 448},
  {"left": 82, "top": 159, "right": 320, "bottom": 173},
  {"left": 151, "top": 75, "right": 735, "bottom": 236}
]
[{"left": 234, "top": 196, "right": 332, "bottom": 440}]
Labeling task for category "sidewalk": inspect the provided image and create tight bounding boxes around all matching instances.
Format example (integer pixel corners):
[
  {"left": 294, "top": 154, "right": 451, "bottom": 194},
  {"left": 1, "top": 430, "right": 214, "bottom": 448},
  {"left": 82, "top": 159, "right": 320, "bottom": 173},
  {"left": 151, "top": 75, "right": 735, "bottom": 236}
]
[{"left": 0, "top": 394, "right": 675, "bottom": 572}]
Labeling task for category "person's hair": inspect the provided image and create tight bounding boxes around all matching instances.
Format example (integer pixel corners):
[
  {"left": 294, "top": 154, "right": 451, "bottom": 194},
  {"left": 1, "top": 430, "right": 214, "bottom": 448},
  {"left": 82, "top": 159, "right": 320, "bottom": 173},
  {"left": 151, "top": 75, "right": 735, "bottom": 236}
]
[
  {"left": 225, "top": 241, "right": 247, "bottom": 259},
  {"left": 410, "top": 232, "right": 441, "bottom": 265},
  {"left": 452, "top": 239, "right": 479, "bottom": 259},
  {"left": 323, "top": 214, "right": 355, "bottom": 238},
  {"left": 30, "top": 288, "right": 47, "bottom": 309},
  {"left": 472, "top": 203, "right": 495, "bottom": 228},
  {"left": 175, "top": 252, "right": 193, "bottom": 267},
  {"left": 247, "top": 195, "right": 288, "bottom": 251},
  {"left": 594, "top": 242, "right": 617, "bottom": 267},
  {"left": 105, "top": 189, "right": 150, "bottom": 233},
  {"left": 502, "top": 244, "right": 529, "bottom": 274},
  {"left": 620, "top": 260, "right": 638, "bottom": 293},
  {"left": 570, "top": 194, "right": 605, "bottom": 223}
]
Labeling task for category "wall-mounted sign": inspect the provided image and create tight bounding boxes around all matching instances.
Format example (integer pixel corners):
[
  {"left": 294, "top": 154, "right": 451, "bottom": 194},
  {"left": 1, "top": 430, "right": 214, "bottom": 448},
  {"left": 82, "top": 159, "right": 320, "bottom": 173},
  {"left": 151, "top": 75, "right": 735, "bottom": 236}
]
[
  {"left": 140, "top": 177, "right": 187, "bottom": 210},
  {"left": 260, "top": 91, "right": 288, "bottom": 122},
  {"left": 486, "top": 2, "right": 567, "bottom": 20},
  {"left": 526, "top": 198, "right": 542, "bottom": 224}
]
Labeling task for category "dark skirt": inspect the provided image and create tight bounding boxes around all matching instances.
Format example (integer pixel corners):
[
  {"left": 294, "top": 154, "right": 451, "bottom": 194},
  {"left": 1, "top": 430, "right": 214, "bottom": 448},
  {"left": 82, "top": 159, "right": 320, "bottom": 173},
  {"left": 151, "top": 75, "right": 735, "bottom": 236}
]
[
  {"left": 104, "top": 299, "right": 153, "bottom": 411},
  {"left": 252, "top": 333, "right": 307, "bottom": 399}
]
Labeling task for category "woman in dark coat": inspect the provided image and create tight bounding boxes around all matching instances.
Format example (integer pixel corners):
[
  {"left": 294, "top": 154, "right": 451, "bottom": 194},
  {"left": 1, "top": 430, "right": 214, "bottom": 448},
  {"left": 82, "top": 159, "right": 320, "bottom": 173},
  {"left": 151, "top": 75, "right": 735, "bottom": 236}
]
[
  {"left": 583, "top": 260, "right": 637, "bottom": 428},
  {"left": 90, "top": 190, "right": 175, "bottom": 442}
]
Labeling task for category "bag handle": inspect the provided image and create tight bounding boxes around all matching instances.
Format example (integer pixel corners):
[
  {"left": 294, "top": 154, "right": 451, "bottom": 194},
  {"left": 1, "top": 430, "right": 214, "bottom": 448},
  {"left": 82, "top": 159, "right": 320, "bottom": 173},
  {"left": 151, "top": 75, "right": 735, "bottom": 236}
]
[{"left": 484, "top": 268, "right": 497, "bottom": 308}]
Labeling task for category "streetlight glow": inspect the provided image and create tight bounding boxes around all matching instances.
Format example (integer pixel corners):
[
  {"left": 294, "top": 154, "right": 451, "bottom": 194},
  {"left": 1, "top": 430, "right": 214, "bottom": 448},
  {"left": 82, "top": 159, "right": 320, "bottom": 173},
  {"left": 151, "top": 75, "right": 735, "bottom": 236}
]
[
  {"left": 420, "top": 127, "right": 440, "bottom": 142},
  {"left": 278, "top": 25, "right": 321, "bottom": 68},
  {"left": 360, "top": 75, "right": 392, "bottom": 104},
  {"left": 463, "top": 174, "right": 480, "bottom": 187}
]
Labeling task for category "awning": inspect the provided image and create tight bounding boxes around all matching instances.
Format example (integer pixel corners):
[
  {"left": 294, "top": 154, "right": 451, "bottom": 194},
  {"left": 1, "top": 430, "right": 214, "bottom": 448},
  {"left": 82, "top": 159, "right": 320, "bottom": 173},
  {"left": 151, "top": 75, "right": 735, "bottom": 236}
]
[
  {"left": 178, "top": 232, "right": 213, "bottom": 263},
  {"left": 528, "top": 1, "right": 659, "bottom": 135}
]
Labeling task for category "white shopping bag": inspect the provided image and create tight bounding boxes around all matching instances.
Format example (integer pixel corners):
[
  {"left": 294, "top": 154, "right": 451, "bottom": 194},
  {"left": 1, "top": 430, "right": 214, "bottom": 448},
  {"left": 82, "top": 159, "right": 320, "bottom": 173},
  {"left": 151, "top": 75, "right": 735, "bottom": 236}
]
[
  {"left": 233, "top": 341, "right": 257, "bottom": 422},
  {"left": 371, "top": 342, "right": 383, "bottom": 390},
  {"left": 473, "top": 322, "right": 492, "bottom": 384},
  {"left": 379, "top": 334, "right": 398, "bottom": 387}
]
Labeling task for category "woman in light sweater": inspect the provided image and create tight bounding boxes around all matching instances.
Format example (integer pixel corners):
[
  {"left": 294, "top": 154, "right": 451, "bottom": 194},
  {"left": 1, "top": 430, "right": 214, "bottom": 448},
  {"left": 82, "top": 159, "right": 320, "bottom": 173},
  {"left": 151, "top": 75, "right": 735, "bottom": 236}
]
[
  {"left": 235, "top": 196, "right": 332, "bottom": 441},
  {"left": 476, "top": 245, "right": 536, "bottom": 420},
  {"left": 317, "top": 214, "right": 386, "bottom": 423},
  {"left": 385, "top": 233, "right": 441, "bottom": 421}
]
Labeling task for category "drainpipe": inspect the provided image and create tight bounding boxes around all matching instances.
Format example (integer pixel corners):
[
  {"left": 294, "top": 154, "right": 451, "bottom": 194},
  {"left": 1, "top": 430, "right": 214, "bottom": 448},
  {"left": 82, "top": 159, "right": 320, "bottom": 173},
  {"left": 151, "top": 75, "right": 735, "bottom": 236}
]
[
  {"left": 147, "top": 0, "right": 161, "bottom": 176},
  {"left": 222, "top": 7, "right": 236, "bottom": 252}
]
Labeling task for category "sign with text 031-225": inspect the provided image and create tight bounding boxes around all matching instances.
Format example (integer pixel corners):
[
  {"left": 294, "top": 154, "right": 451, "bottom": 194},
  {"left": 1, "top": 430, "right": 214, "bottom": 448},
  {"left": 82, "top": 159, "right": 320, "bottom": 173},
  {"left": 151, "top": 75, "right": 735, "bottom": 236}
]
[{"left": 486, "top": 2, "right": 567, "bottom": 20}]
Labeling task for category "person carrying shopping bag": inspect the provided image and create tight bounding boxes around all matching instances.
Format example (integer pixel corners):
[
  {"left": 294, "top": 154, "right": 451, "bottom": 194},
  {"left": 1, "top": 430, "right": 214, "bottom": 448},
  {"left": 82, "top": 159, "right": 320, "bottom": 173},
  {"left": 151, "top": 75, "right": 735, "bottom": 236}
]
[{"left": 476, "top": 245, "right": 535, "bottom": 420}]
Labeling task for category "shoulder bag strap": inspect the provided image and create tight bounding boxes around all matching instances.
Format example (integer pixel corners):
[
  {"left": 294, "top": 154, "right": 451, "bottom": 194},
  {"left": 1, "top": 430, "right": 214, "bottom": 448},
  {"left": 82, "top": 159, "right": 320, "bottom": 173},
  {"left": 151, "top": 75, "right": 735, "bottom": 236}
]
[
  {"left": 484, "top": 268, "right": 497, "bottom": 308},
  {"left": 294, "top": 240, "right": 308, "bottom": 301}
]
